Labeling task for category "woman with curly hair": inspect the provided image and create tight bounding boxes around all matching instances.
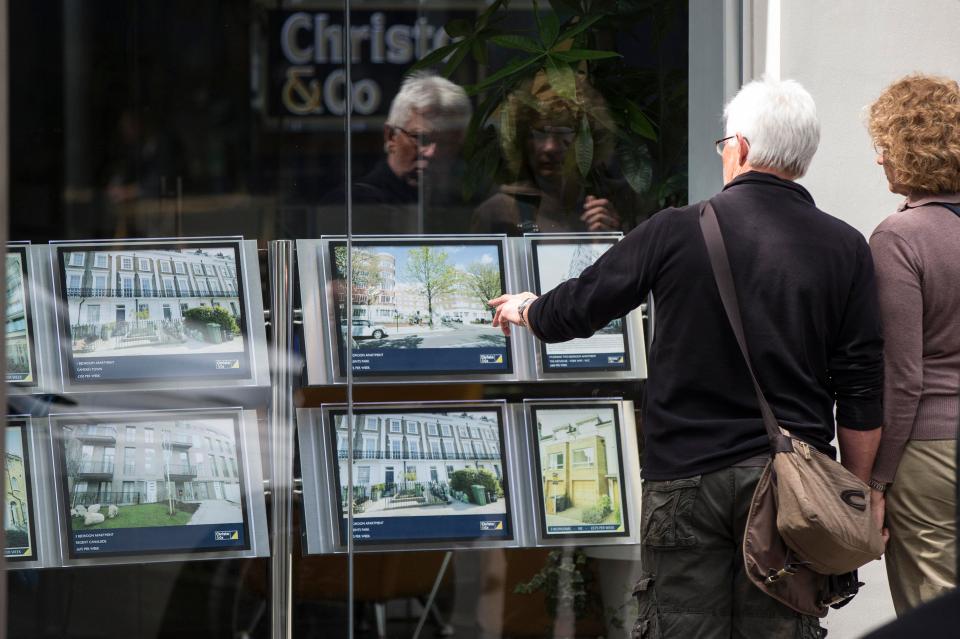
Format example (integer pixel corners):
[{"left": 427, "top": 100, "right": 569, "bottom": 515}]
[{"left": 867, "top": 73, "right": 960, "bottom": 614}]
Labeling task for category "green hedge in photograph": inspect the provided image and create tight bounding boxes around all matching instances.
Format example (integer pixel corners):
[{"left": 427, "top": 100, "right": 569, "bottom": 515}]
[
  {"left": 183, "top": 306, "right": 239, "bottom": 334},
  {"left": 448, "top": 468, "right": 501, "bottom": 503}
]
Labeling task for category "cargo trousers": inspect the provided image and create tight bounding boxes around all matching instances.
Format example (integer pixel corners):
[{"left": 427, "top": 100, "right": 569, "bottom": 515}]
[{"left": 632, "top": 464, "right": 824, "bottom": 638}]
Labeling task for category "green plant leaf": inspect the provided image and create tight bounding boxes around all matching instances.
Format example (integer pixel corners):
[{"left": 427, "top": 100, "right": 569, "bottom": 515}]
[
  {"left": 407, "top": 41, "right": 461, "bottom": 74},
  {"left": 618, "top": 142, "right": 653, "bottom": 194},
  {"left": 442, "top": 41, "right": 473, "bottom": 76},
  {"left": 555, "top": 13, "right": 605, "bottom": 44},
  {"left": 548, "top": 0, "right": 584, "bottom": 15},
  {"left": 489, "top": 34, "right": 544, "bottom": 53},
  {"left": 575, "top": 115, "right": 594, "bottom": 177},
  {"left": 466, "top": 53, "right": 545, "bottom": 95},
  {"left": 540, "top": 10, "right": 561, "bottom": 46},
  {"left": 545, "top": 55, "right": 576, "bottom": 101},
  {"left": 626, "top": 100, "right": 657, "bottom": 140},
  {"left": 471, "top": 38, "right": 489, "bottom": 65},
  {"left": 443, "top": 19, "right": 473, "bottom": 38},
  {"left": 477, "top": 0, "right": 509, "bottom": 30},
  {"left": 550, "top": 48, "right": 621, "bottom": 62}
]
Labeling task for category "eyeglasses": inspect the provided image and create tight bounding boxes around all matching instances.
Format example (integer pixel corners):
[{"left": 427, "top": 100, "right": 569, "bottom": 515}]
[
  {"left": 715, "top": 135, "right": 741, "bottom": 155},
  {"left": 531, "top": 126, "right": 576, "bottom": 145},
  {"left": 393, "top": 126, "right": 440, "bottom": 150}
]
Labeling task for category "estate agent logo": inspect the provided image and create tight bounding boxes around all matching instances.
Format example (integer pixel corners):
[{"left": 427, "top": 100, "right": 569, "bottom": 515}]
[
  {"left": 480, "top": 520, "right": 504, "bottom": 531},
  {"left": 479, "top": 354, "right": 504, "bottom": 365},
  {"left": 215, "top": 529, "right": 240, "bottom": 541},
  {"left": 216, "top": 359, "right": 241, "bottom": 369}
]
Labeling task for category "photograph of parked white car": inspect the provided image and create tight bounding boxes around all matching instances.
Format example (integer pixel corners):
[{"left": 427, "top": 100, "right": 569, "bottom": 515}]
[
  {"left": 328, "top": 239, "right": 512, "bottom": 376},
  {"left": 531, "top": 404, "right": 628, "bottom": 536}
]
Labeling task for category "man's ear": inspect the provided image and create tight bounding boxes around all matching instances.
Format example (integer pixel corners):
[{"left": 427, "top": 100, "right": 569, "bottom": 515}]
[
  {"left": 383, "top": 124, "right": 395, "bottom": 153},
  {"left": 737, "top": 134, "right": 750, "bottom": 166}
]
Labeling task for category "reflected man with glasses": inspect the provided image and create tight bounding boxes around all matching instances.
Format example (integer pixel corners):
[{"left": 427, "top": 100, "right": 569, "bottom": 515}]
[{"left": 321, "top": 71, "right": 472, "bottom": 234}]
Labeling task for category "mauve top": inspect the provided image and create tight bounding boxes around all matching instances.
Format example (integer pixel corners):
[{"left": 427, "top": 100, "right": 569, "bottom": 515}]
[{"left": 869, "top": 192, "right": 960, "bottom": 484}]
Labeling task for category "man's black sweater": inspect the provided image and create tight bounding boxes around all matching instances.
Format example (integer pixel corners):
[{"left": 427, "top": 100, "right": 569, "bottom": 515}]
[{"left": 527, "top": 172, "right": 884, "bottom": 480}]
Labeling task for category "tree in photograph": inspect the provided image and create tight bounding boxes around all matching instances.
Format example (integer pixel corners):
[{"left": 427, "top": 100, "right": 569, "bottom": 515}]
[
  {"left": 333, "top": 246, "right": 385, "bottom": 311},
  {"left": 464, "top": 261, "right": 502, "bottom": 319},
  {"left": 403, "top": 247, "right": 459, "bottom": 327}
]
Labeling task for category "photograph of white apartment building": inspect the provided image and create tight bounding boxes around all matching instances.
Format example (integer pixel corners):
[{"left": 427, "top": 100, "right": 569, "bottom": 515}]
[
  {"left": 6, "top": 250, "right": 35, "bottom": 383},
  {"left": 332, "top": 242, "right": 506, "bottom": 350},
  {"left": 333, "top": 409, "right": 508, "bottom": 519},
  {"left": 533, "top": 405, "right": 627, "bottom": 535},
  {"left": 61, "top": 244, "right": 245, "bottom": 357},
  {"left": 59, "top": 416, "right": 245, "bottom": 530}
]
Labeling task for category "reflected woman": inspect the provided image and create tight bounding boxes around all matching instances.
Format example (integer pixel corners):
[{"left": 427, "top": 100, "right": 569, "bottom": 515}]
[{"left": 867, "top": 73, "right": 960, "bottom": 615}]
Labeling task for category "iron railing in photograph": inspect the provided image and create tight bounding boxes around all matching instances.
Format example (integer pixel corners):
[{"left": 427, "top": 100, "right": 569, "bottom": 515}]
[
  {"left": 337, "top": 450, "right": 500, "bottom": 461},
  {"left": 76, "top": 460, "right": 116, "bottom": 476},
  {"left": 73, "top": 425, "right": 118, "bottom": 442},
  {"left": 70, "top": 490, "right": 141, "bottom": 507},
  {"left": 67, "top": 287, "right": 237, "bottom": 299},
  {"left": 164, "top": 463, "right": 198, "bottom": 477}
]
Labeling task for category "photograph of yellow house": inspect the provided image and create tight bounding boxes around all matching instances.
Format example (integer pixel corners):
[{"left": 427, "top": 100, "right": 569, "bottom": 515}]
[
  {"left": 5, "top": 422, "right": 33, "bottom": 558},
  {"left": 533, "top": 404, "right": 627, "bottom": 536}
]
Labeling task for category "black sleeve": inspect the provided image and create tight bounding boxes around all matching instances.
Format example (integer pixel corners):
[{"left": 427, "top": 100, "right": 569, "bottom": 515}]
[
  {"left": 527, "top": 209, "right": 670, "bottom": 343},
  {"left": 828, "top": 238, "right": 885, "bottom": 430}
]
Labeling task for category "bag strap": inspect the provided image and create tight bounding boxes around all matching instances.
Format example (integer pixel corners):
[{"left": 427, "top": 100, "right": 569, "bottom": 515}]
[{"left": 699, "top": 201, "right": 793, "bottom": 454}]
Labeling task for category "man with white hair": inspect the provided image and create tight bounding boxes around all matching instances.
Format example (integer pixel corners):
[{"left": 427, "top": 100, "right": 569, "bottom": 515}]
[
  {"left": 321, "top": 71, "right": 472, "bottom": 234},
  {"left": 490, "top": 78, "right": 884, "bottom": 637}
]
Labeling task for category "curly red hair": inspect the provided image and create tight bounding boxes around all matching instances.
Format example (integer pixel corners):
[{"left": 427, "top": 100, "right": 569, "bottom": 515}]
[{"left": 868, "top": 74, "right": 960, "bottom": 195}]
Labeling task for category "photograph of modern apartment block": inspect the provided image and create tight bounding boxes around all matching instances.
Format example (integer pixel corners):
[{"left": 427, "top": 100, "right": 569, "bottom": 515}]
[
  {"left": 62, "top": 246, "right": 244, "bottom": 357},
  {"left": 332, "top": 243, "right": 506, "bottom": 350},
  {"left": 334, "top": 410, "right": 508, "bottom": 518},
  {"left": 6, "top": 251, "right": 34, "bottom": 383},
  {"left": 534, "top": 406, "right": 626, "bottom": 534},
  {"left": 5, "top": 425, "right": 33, "bottom": 558},
  {"left": 60, "top": 417, "right": 244, "bottom": 530}
]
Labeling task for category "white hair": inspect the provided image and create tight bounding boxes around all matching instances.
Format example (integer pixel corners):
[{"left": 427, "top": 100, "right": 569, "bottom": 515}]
[
  {"left": 386, "top": 72, "right": 472, "bottom": 131},
  {"left": 724, "top": 77, "right": 820, "bottom": 178}
]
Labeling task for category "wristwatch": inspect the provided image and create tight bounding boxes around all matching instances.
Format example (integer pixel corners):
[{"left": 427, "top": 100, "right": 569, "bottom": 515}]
[
  {"left": 517, "top": 296, "right": 534, "bottom": 327},
  {"left": 868, "top": 478, "right": 888, "bottom": 492}
]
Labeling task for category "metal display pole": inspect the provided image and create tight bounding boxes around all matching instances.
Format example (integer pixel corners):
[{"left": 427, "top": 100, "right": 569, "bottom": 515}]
[{"left": 268, "top": 240, "right": 295, "bottom": 639}]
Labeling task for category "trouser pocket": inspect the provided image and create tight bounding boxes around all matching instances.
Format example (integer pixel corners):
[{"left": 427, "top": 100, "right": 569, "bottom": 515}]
[
  {"left": 641, "top": 476, "right": 702, "bottom": 548},
  {"left": 631, "top": 573, "right": 660, "bottom": 638}
]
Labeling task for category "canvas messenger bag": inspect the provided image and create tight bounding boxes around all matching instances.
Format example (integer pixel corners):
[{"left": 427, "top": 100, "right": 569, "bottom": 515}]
[{"left": 699, "top": 202, "right": 885, "bottom": 615}]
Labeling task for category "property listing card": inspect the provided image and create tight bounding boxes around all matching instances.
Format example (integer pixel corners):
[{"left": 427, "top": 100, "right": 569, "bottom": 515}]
[
  {"left": 4, "top": 419, "right": 37, "bottom": 560},
  {"left": 53, "top": 410, "right": 251, "bottom": 558},
  {"left": 6, "top": 246, "right": 38, "bottom": 385},
  {"left": 54, "top": 240, "right": 252, "bottom": 385},
  {"left": 327, "top": 238, "right": 512, "bottom": 377},
  {"left": 531, "top": 238, "right": 630, "bottom": 372},
  {"left": 328, "top": 405, "right": 513, "bottom": 545},
  {"left": 530, "top": 403, "right": 629, "bottom": 537}
]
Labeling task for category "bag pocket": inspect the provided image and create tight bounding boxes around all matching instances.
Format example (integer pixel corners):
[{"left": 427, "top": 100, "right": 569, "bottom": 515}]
[
  {"left": 641, "top": 476, "right": 702, "bottom": 548},
  {"left": 631, "top": 573, "right": 660, "bottom": 639}
]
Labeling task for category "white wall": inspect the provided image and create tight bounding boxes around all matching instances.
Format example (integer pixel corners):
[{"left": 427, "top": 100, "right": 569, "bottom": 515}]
[{"left": 774, "top": 0, "right": 960, "bottom": 237}]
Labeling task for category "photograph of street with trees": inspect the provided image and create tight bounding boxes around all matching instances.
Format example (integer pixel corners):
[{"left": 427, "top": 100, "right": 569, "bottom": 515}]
[{"left": 329, "top": 240, "right": 510, "bottom": 374}]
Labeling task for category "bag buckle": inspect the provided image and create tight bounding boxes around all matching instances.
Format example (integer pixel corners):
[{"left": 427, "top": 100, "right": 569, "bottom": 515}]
[{"left": 764, "top": 564, "right": 799, "bottom": 584}]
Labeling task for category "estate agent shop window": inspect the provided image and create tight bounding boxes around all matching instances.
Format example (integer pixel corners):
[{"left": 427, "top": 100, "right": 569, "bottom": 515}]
[{"left": 5, "top": 1, "right": 687, "bottom": 637}]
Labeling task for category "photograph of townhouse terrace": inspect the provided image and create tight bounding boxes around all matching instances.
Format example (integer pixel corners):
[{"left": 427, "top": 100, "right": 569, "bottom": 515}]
[
  {"left": 5, "top": 421, "right": 34, "bottom": 559},
  {"left": 60, "top": 244, "right": 245, "bottom": 359},
  {"left": 532, "top": 404, "right": 628, "bottom": 536},
  {"left": 332, "top": 409, "right": 509, "bottom": 522},
  {"left": 6, "top": 249, "right": 36, "bottom": 384},
  {"left": 59, "top": 416, "right": 245, "bottom": 532}
]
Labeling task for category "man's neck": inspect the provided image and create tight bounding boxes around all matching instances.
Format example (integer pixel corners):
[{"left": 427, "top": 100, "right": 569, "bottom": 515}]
[{"left": 732, "top": 163, "right": 796, "bottom": 183}]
